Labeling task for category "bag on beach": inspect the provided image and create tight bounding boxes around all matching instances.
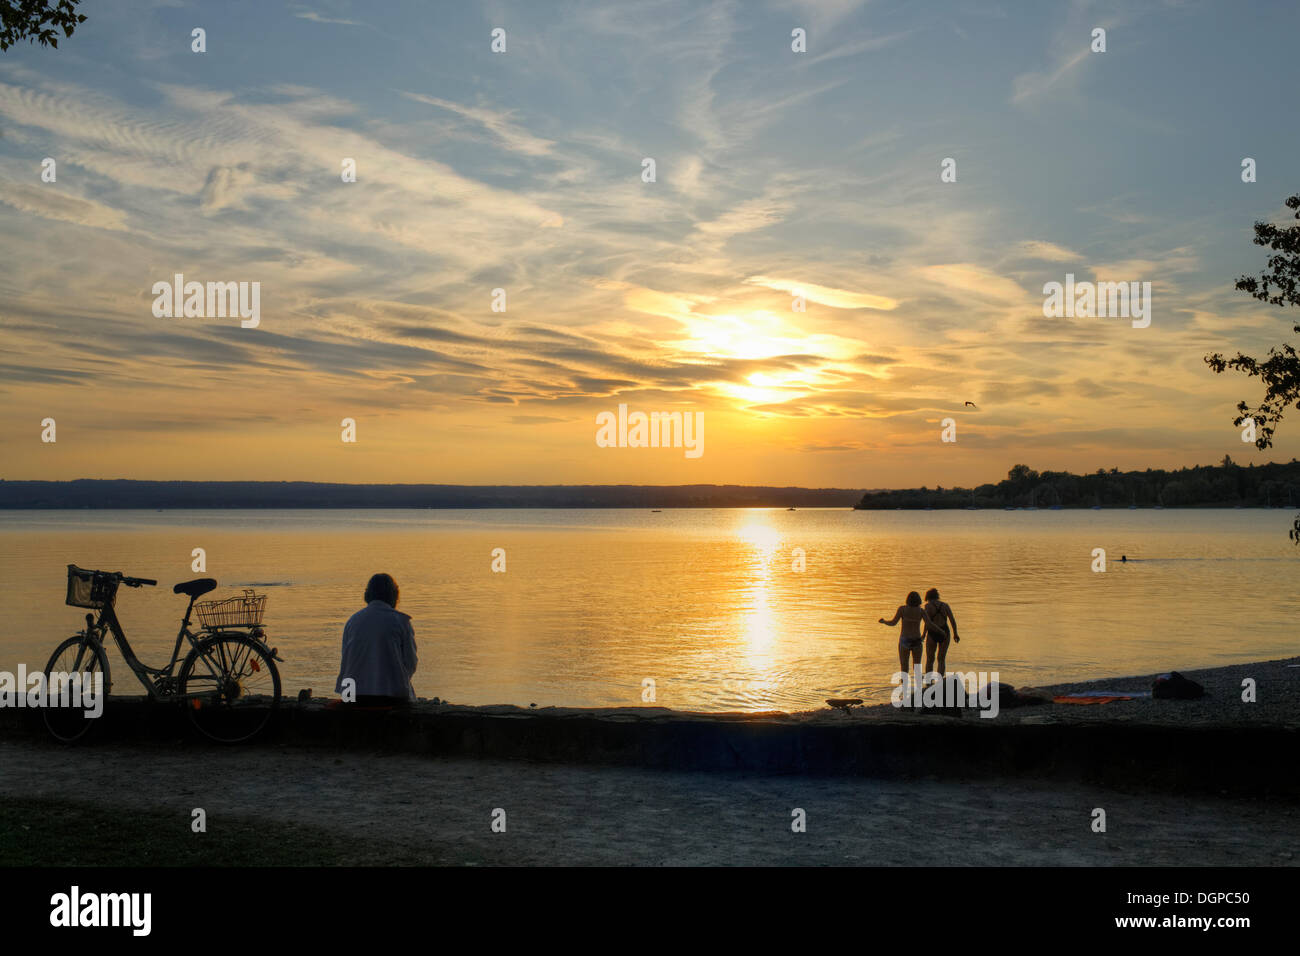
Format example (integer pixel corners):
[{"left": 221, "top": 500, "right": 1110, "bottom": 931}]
[
  {"left": 1151, "top": 671, "right": 1204, "bottom": 700},
  {"left": 980, "top": 681, "right": 1026, "bottom": 709}
]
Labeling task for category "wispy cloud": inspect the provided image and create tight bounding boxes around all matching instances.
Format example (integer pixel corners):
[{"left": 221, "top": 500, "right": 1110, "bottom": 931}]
[
  {"left": 1012, "top": 240, "right": 1080, "bottom": 262},
  {"left": 294, "top": 10, "right": 364, "bottom": 26},
  {"left": 745, "top": 276, "right": 898, "bottom": 310},
  {"left": 0, "top": 181, "right": 128, "bottom": 230},
  {"left": 398, "top": 92, "right": 556, "bottom": 157}
]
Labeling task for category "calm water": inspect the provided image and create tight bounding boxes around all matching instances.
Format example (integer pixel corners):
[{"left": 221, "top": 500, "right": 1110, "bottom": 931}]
[{"left": 0, "top": 508, "right": 1296, "bottom": 712}]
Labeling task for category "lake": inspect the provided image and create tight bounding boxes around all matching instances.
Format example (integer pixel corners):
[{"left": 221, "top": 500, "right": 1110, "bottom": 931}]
[{"left": 0, "top": 508, "right": 1295, "bottom": 712}]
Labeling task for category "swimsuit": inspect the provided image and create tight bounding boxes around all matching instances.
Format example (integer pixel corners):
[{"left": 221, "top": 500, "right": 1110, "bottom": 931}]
[
  {"left": 926, "top": 604, "right": 950, "bottom": 642},
  {"left": 896, "top": 606, "right": 925, "bottom": 652}
]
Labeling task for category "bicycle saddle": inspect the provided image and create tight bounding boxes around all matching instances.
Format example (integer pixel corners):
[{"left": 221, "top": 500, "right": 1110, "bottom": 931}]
[{"left": 173, "top": 578, "right": 218, "bottom": 598}]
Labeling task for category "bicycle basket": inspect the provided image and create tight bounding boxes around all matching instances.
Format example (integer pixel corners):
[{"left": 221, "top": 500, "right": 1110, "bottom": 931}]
[
  {"left": 195, "top": 589, "right": 266, "bottom": 629},
  {"left": 66, "top": 565, "right": 119, "bottom": 609}
]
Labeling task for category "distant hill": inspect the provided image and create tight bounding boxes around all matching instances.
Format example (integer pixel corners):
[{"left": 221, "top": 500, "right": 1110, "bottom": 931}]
[
  {"left": 854, "top": 459, "right": 1300, "bottom": 510},
  {"left": 0, "top": 480, "right": 865, "bottom": 509}
]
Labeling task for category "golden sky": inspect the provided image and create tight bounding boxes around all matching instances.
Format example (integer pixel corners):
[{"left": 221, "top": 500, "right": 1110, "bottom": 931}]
[{"left": 2, "top": 0, "right": 1298, "bottom": 488}]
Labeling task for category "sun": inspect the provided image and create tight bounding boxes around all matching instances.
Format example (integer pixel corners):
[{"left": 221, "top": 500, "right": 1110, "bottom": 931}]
[
  {"left": 678, "top": 311, "right": 788, "bottom": 360},
  {"left": 668, "top": 311, "right": 860, "bottom": 406}
]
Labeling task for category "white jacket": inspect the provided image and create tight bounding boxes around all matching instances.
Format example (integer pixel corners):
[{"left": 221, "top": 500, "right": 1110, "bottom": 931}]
[{"left": 335, "top": 600, "right": 418, "bottom": 699}]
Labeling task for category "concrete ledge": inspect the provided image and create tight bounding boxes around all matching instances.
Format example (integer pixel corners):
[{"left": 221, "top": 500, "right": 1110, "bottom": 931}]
[{"left": 3, "top": 696, "right": 1296, "bottom": 797}]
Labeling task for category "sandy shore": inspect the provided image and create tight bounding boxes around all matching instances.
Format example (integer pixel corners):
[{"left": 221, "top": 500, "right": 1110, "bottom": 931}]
[
  {"left": 784, "top": 654, "right": 1300, "bottom": 727},
  {"left": 363, "top": 654, "right": 1300, "bottom": 726}
]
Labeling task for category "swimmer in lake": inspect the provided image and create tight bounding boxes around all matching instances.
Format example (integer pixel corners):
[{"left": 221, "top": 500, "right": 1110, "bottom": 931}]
[{"left": 879, "top": 591, "right": 939, "bottom": 680}]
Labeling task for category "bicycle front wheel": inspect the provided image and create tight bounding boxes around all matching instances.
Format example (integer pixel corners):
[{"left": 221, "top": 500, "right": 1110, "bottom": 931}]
[
  {"left": 42, "top": 636, "right": 111, "bottom": 744},
  {"left": 178, "top": 632, "right": 281, "bottom": 743}
]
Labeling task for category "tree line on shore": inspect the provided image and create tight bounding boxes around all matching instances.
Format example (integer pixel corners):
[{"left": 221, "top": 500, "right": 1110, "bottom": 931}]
[{"left": 854, "top": 458, "right": 1300, "bottom": 510}]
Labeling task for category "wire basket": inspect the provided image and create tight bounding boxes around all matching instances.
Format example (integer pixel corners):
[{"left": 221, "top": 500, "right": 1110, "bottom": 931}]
[
  {"left": 66, "top": 565, "right": 119, "bottom": 609},
  {"left": 195, "top": 589, "right": 266, "bottom": 629}
]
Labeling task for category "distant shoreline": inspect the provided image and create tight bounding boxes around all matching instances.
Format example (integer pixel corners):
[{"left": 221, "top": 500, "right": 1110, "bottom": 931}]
[
  {"left": 855, "top": 460, "right": 1300, "bottom": 511},
  {"left": 0, "top": 479, "right": 868, "bottom": 510},
  {"left": 2, "top": 462, "right": 1298, "bottom": 509}
]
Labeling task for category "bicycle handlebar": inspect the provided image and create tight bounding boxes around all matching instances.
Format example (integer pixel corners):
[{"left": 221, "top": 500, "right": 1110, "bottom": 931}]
[{"left": 119, "top": 574, "right": 157, "bottom": 587}]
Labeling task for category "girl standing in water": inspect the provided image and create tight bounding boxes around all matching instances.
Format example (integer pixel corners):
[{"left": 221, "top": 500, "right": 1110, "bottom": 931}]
[
  {"left": 879, "top": 591, "right": 938, "bottom": 678},
  {"left": 923, "top": 587, "right": 960, "bottom": 678}
]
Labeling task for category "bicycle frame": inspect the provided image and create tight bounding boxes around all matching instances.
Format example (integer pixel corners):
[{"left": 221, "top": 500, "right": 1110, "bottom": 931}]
[{"left": 84, "top": 592, "right": 237, "bottom": 700}]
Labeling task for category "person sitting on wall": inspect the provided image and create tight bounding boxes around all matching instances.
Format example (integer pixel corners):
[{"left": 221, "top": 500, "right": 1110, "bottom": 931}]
[{"left": 336, "top": 572, "right": 417, "bottom": 706}]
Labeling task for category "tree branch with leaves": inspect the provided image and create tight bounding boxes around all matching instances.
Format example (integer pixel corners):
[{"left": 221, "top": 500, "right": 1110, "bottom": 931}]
[
  {"left": 0, "top": 0, "right": 86, "bottom": 51},
  {"left": 1206, "top": 193, "right": 1300, "bottom": 544}
]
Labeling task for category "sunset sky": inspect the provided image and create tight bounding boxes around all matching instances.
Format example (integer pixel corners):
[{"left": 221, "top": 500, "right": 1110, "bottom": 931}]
[{"left": 2, "top": 0, "right": 1299, "bottom": 489}]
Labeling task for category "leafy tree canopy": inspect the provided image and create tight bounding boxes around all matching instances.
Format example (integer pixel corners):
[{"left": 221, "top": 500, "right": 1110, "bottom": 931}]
[{"left": 0, "top": 0, "right": 86, "bottom": 51}]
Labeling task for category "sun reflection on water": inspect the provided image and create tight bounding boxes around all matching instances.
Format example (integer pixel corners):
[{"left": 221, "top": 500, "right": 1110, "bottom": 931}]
[{"left": 733, "top": 513, "right": 782, "bottom": 677}]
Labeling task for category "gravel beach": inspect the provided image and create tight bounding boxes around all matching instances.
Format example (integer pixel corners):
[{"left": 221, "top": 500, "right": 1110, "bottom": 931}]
[{"left": 785, "top": 655, "right": 1300, "bottom": 727}]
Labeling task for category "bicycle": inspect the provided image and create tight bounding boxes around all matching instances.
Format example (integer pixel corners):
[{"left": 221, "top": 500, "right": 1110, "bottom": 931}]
[{"left": 43, "top": 564, "right": 283, "bottom": 744}]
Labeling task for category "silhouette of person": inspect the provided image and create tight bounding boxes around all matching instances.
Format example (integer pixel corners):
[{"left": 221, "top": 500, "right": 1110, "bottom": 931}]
[
  {"left": 336, "top": 573, "right": 418, "bottom": 706},
  {"left": 879, "top": 591, "right": 939, "bottom": 680},
  {"left": 922, "top": 587, "right": 960, "bottom": 677}
]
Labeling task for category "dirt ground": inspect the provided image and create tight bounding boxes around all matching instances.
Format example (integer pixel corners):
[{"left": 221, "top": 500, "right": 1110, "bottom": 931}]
[{"left": 2, "top": 738, "right": 1296, "bottom": 866}]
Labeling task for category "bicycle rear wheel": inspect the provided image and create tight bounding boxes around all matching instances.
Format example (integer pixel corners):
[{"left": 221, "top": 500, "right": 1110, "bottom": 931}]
[
  {"left": 42, "top": 636, "right": 111, "bottom": 744},
  {"left": 178, "top": 632, "right": 280, "bottom": 743}
]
